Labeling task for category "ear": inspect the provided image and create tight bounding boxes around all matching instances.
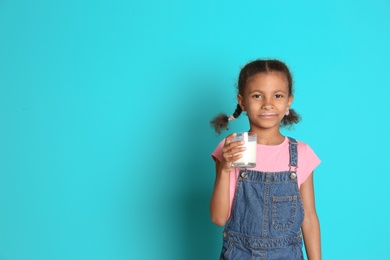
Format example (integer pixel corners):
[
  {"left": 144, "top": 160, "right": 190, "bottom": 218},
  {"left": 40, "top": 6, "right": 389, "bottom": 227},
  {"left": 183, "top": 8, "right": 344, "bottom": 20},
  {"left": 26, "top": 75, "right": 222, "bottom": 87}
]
[
  {"left": 237, "top": 94, "right": 246, "bottom": 111},
  {"left": 287, "top": 94, "right": 294, "bottom": 111}
]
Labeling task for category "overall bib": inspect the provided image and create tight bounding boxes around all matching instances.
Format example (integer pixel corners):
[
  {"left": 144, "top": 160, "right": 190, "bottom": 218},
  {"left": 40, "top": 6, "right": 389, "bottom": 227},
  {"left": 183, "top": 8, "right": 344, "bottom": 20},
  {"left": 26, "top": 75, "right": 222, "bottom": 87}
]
[{"left": 220, "top": 137, "right": 304, "bottom": 260}]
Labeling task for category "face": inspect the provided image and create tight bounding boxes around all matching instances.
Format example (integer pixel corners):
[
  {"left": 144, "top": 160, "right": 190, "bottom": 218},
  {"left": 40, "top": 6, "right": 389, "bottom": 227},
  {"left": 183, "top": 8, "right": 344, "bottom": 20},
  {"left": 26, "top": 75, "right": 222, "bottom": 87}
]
[{"left": 237, "top": 72, "right": 293, "bottom": 132}]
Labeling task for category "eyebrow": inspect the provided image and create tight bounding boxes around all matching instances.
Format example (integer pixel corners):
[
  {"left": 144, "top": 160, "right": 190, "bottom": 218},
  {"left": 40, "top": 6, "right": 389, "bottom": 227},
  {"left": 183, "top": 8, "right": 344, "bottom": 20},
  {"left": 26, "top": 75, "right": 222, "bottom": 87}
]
[{"left": 248, "top": 90, "right": 288, "bottom": 94}]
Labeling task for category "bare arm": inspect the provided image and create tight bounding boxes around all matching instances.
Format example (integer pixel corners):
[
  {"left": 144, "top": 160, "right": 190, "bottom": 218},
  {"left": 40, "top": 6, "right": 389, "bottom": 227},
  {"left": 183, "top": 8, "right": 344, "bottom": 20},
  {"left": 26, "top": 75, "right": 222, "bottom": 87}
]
[
  {"left": 210, "top": 133, "right": 245, "bottom": 226},
  {"left": 300, "top": 172, "right": 322, "bottom": 260},
  {"left": 209, "top": 160, "right": 231, "bottom": 226}
]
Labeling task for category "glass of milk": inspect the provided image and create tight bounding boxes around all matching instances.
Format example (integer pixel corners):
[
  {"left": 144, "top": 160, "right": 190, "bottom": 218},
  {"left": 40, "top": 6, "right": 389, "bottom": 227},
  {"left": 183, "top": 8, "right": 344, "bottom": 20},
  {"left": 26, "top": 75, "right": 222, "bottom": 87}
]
[{"left": 231, "top": 132, "right": 257, "bottom": 168}]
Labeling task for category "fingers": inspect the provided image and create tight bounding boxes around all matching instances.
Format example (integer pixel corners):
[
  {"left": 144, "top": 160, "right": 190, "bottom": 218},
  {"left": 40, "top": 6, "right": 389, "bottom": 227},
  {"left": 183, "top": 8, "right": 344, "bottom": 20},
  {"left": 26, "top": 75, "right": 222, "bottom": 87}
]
[
  {"left": 221, "top": 133, "right": 246, "bottom": 170},
  {"left": 224, "top": 132, "right": 237, "bottom": 144}
]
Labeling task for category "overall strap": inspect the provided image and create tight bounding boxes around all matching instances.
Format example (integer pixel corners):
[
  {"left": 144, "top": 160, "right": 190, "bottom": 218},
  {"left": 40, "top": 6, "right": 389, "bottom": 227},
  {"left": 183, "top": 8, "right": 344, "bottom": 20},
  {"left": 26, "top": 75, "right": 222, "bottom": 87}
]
[{"left": 287, "top": 137, "right": 298, "bottom": 173}]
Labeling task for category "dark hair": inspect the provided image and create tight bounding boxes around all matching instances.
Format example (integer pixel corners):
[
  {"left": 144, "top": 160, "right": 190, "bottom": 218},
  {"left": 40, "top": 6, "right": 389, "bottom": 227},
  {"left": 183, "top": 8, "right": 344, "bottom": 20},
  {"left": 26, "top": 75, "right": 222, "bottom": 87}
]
[{"left": 210, "top": 59, "right": 301, "bottom": 134}]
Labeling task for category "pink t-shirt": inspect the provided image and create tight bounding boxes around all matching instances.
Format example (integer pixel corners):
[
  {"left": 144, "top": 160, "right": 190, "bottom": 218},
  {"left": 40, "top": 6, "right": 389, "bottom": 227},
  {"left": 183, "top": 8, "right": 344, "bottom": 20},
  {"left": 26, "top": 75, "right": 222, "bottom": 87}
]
[{"left": 211, "top": 136, "right": 321, "bottom": 214}]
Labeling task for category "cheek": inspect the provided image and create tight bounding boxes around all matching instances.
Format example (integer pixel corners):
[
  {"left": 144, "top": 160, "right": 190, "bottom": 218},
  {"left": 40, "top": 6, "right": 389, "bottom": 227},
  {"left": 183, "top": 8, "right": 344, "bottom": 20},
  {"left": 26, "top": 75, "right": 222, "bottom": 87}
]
[{"left": 246, "top": 101, "right": 260, "bottom": 110}]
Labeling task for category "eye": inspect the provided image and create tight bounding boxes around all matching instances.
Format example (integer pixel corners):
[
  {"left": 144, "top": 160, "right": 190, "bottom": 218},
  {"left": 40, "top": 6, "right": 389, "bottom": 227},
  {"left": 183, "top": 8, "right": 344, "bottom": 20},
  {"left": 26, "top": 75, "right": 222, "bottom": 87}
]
[
  {"left": 275, "top": 94, "right": 284, "bottom": 99},
  {"left": 252, "top": 94, "right": 262, "bottom": 99}
]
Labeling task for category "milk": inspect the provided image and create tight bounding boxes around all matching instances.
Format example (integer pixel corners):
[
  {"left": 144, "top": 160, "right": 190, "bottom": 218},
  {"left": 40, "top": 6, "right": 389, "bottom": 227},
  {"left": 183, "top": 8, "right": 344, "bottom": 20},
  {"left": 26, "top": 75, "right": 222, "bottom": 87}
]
[{"left": 231, "top": 132, "right": 257, "bottom": 168}]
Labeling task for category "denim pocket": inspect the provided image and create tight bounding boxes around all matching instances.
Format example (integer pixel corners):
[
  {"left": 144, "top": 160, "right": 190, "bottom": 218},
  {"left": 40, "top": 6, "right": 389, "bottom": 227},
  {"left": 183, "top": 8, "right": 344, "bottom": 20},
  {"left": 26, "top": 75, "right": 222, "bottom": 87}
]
[{"left": 272, "top": 195, "right": 297, "bottom": 230}]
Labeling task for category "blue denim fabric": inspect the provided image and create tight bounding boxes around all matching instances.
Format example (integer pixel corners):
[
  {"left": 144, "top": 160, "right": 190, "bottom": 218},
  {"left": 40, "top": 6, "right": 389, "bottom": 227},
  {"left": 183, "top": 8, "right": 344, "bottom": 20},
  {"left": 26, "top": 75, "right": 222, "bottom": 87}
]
[{"left": 220, "top": 137, "right": 304, "bottom": 260}]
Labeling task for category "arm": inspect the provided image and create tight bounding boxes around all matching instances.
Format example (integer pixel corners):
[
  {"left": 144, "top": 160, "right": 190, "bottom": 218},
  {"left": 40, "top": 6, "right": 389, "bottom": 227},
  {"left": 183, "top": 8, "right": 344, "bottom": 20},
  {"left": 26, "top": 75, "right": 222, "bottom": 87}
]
[
  {"left": 210, "top": 133, "right": 245, "bottom": 226},
  {"left": 300, "top": 172, "right": 322, "bottom": 260},
  {"left": 209, "top": 160, "right": 231, "bottom": 226}
]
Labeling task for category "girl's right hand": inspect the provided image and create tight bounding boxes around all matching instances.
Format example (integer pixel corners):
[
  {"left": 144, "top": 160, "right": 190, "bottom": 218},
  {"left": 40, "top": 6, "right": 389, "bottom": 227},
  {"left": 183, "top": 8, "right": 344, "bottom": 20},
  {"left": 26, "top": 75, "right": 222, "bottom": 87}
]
[{"left": 220, "top": 133, "right": 246, "bottom": 172}]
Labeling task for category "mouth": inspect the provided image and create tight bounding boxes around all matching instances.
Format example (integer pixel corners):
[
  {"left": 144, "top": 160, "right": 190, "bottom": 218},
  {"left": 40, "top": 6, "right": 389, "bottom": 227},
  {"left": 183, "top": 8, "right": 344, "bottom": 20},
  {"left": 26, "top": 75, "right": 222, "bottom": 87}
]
[
  {"left": 259, "top": 113, "right": 278, "bottom": 118},
  {"left": 260, "top": 113, "right": 277, "bottom": 116}
]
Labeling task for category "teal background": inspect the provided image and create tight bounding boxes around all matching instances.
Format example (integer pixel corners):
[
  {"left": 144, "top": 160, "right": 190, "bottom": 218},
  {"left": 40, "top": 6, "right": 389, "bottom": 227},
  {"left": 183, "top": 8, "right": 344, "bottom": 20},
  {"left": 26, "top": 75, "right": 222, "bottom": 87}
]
[{"left": 1, "top": 0, "right": 389, "bottom": 259}]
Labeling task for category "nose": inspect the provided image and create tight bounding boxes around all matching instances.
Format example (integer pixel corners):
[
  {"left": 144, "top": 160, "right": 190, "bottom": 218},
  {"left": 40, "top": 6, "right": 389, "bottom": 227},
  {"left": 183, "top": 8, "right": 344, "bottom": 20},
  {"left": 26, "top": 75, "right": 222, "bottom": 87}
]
[{"left": 261, "top": 97, "right": 273, "bottom": 110}]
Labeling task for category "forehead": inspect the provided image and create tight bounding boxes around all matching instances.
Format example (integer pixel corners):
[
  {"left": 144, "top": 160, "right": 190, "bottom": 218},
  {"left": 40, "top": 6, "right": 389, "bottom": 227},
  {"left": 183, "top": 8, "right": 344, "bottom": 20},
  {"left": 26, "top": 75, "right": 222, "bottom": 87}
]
[{"left": 245, "top": 72, "right": 289, "bottom": 92}]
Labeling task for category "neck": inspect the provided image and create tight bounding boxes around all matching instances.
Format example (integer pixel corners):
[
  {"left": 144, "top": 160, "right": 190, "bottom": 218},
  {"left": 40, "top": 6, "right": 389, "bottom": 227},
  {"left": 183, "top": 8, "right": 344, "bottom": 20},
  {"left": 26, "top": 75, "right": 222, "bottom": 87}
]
[{"left": 249, "top": 127, "right": 285, "bottom": 145}]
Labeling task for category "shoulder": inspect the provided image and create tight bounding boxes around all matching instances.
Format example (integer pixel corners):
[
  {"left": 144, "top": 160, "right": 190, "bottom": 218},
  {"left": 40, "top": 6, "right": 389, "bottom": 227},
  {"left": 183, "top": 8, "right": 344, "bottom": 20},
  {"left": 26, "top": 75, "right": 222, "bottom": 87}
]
[
  {"left": 295, "top": 139, "right": 318, "bottom": 157},
  {"left": 211, "top": 138, "right": 226, "bottom": 162},
  {"left": 289, "top": 137, "right": 321, "bottom": 166},
  {"left": 287, "top": 137, "right": 316, "bottom": 154},
  {"left": 291, "top": 138, "right": 321, "bottom": 185}
]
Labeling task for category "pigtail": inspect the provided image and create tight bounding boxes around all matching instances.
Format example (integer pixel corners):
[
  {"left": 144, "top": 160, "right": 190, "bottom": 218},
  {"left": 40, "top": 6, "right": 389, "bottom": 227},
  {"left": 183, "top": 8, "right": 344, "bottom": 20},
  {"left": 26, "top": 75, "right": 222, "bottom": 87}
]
[
  {"left": 232, "top": 104, "right": 242, "bottom": 119},
  {"left": 210, "top": 104, "right": 242, "bottom": 135},
  {"left": 281, "top": 108, "right": 301, "bottom": 127}
]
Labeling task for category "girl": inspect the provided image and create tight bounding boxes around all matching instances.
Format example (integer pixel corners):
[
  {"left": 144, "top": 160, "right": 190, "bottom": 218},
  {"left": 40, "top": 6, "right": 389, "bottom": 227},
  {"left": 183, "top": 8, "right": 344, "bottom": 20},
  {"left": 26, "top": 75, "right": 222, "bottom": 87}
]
[{"left": 210, "top": 59, "right": 321, "bottom": 260}]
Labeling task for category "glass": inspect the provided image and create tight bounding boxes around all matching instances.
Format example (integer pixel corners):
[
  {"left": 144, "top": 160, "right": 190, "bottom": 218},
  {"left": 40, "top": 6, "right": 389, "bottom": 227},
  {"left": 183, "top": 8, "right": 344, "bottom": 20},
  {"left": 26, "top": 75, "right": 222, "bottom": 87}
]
[{"left": 231, "top": 132, "right": 257, "bottom": 168}]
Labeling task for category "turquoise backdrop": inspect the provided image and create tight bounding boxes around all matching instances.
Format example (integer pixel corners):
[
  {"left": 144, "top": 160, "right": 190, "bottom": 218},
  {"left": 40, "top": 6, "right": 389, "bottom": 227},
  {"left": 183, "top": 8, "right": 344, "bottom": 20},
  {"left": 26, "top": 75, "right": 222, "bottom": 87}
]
[{"left": 1, "top": 0, "right": 389, "bottom": 259}]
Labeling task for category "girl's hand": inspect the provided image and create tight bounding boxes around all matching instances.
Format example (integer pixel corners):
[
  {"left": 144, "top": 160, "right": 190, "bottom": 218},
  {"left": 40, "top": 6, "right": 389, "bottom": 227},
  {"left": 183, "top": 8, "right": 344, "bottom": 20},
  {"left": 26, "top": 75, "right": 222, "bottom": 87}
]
[{"left": 220, "top": 133, "right": 246, "bottom": 172}]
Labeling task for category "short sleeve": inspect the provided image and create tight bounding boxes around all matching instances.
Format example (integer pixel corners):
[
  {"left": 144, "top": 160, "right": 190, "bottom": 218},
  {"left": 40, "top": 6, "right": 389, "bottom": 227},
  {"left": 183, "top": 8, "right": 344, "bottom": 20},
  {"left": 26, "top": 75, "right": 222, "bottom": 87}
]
[
  {"left": 297, "top": 142, "right": 321, "bottom": 187},
  {"left": 211, "top": 139, "right": 225, "bottom": 162}
]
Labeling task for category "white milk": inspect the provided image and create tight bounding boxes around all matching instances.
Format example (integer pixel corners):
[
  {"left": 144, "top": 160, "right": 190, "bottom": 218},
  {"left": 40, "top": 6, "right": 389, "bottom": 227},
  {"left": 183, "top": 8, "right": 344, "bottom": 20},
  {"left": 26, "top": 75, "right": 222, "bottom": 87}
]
[{"left": 232, "top": 132, "right": 257, "bottom": 168}]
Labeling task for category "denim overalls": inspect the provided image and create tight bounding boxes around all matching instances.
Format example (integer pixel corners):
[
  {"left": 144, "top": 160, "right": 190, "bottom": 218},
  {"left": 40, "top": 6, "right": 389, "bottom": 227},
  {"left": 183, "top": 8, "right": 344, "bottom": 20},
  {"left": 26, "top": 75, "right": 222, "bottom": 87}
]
[{"left": 220, "top": 137, "right": 304, "bottom": 260}]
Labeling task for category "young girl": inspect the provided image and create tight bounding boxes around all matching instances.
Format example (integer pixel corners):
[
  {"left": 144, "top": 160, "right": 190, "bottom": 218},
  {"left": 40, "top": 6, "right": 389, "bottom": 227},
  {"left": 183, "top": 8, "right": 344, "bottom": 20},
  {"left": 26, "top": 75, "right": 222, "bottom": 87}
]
[{"left": 210, "top": 59, "right": 321, "bottom": 260}]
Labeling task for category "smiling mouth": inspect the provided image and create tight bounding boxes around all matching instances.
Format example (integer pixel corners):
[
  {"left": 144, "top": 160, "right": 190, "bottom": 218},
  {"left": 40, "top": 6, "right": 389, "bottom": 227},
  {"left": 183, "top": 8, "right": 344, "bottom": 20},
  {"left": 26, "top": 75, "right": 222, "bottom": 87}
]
[
  {"left": 260, "top": 113, "right": 277, "bottom": 116},
  {"left": 259, "top": 113, "right": 278, "bottom": 119}
]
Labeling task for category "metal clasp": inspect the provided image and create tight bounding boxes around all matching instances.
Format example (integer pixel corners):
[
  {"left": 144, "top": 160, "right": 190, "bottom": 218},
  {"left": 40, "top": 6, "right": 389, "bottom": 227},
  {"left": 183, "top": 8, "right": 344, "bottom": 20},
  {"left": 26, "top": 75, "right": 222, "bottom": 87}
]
[
  {"left": 290, "top": 172, "right": 297, "bottom": 180},
  {"left": 240, "top": 169, "right": 248, "bottom": 179}
]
